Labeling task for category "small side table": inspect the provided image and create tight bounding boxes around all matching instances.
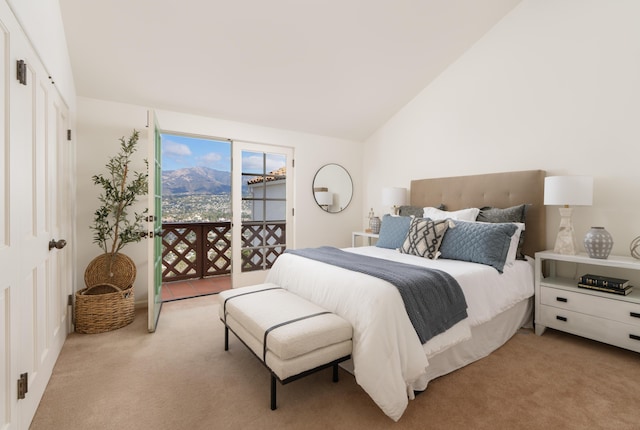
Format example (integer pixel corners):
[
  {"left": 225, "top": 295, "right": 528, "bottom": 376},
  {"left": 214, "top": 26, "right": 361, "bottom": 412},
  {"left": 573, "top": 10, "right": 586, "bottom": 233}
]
[{"left": 351, "top": 231, "right": 379, "bottom": 247}]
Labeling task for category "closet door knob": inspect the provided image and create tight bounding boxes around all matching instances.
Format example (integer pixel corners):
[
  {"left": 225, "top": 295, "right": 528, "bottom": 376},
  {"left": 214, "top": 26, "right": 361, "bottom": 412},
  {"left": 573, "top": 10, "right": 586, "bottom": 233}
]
[{"left": 48, "top": 239, "right": 67, "bottom": 250}]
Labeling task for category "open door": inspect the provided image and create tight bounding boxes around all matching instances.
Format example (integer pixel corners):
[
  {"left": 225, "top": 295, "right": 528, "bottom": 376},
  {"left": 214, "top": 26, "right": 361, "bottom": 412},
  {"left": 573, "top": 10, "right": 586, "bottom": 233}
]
[
  {"left": 232, "top": 141, "right": 294, "bottom": 287},
  {"left": 147, "top": 111, "right": 163, "bottom": 332}
]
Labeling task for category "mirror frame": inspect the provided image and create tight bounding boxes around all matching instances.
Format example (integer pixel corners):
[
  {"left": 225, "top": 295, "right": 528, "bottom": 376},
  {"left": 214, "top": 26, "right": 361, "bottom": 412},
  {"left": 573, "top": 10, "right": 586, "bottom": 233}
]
[{"left": 312, "top": 163, "right": 353, "bottom": 213}]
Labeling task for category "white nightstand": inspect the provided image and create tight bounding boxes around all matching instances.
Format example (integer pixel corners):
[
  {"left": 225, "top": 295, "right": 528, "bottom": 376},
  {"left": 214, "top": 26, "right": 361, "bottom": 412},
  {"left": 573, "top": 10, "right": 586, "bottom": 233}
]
[
  {"left": 534, "top": 250, "right": 640, "bottom": 353},
  {"left": 351, "top": 231, "right": 379, "bottom": 247}
]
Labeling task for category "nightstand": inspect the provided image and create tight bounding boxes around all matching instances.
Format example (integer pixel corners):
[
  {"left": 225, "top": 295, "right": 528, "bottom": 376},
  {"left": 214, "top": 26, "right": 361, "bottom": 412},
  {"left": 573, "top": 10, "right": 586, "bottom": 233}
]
[
  {"left": 351, "top": 231, "right": 379, "bottom": 247},
  {"left": 534, "top": 250, "right": 640, "bottom": 353}
]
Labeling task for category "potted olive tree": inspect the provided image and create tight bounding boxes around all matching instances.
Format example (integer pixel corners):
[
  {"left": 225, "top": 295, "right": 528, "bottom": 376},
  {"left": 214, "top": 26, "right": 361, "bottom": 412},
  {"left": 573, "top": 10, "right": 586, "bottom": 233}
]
[{"left": 76, "top": 129, "right": 149, "bottom": 333}]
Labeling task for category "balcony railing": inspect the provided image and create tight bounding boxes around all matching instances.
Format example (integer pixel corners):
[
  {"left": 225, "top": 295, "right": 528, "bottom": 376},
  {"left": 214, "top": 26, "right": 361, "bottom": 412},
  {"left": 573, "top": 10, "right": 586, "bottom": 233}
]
[
  {"left": 239, "top": 220, "right": 286, "bottom": 272},
  {"left": 161, "top": 221, "right": 286, "bottom": 282}
]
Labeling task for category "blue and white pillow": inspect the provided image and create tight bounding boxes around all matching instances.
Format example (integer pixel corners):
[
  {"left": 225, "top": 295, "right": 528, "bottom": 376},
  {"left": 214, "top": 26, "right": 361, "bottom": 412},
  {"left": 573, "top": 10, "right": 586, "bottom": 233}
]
[{"left": 399, "top": 218, "right": 451, "bottom": 259}]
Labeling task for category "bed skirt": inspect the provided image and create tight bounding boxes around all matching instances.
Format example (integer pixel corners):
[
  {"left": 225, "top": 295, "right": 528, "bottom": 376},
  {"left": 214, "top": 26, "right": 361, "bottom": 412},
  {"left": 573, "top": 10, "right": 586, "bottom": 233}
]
[{"left": 339, "top": 297, "right": 532, "bottom": 387}]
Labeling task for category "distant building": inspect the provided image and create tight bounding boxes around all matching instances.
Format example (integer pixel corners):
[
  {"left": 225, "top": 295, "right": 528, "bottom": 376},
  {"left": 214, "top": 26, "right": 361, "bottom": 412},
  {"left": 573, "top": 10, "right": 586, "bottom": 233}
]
[{"left": 246, "top": 167, "right": 286, "bottom": 221}]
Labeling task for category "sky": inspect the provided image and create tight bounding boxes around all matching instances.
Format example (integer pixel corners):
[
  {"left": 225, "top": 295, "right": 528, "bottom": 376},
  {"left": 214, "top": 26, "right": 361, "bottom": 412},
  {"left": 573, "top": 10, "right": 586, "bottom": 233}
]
[
  {"left": 161, "top": 133, "right": 286, "bottom": 173},
  {"left": 161, "top": 134, "right": 230, "bottom": 172}
]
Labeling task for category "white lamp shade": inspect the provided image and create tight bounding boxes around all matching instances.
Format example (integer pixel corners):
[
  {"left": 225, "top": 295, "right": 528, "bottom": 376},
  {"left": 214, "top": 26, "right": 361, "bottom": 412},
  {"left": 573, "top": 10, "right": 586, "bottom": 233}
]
[
  {"left": 382, "top": 187, "right": 407, "bottom": 207},
  {"left": 544, "top": 176, "right": 593, "bottom": 206},
  {"left": 315, "top": 191, "right": 333, "bottom": 206}
]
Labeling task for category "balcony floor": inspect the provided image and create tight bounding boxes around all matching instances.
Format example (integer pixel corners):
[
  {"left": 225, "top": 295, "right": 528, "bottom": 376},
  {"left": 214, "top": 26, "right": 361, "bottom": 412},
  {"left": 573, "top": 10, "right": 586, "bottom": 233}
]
[{"left": 161, "top": 275, "right": 231, "bottom": 302}]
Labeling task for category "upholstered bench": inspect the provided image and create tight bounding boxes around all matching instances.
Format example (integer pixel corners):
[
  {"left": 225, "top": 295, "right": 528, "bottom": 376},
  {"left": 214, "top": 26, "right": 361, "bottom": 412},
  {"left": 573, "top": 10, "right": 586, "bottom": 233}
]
[{"left": 219, "top": 283, "right": 353, "bottom": 410}]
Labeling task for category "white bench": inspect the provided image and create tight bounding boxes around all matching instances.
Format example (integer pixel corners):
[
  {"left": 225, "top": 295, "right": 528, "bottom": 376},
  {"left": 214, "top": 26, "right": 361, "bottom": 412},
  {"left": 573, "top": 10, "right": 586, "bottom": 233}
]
[{"left": 219, "top": 283, "right": 353, "bottom": 410}]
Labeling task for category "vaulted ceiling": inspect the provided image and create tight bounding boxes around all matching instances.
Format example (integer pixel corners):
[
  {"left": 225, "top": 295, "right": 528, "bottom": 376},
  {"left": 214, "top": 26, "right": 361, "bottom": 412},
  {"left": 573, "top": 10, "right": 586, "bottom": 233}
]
[{"left": 59, "top": 0, "right": 522, "bottom": 141}]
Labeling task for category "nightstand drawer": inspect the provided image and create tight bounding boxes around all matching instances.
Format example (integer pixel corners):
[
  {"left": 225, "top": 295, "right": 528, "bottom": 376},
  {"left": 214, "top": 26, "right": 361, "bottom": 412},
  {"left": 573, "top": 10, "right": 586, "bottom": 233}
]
[
  {"left": 540, "top": 286, "right": 640, "bottom": 327},
  {"left": 540, "top": 305, "right": 640, "bottom": 353}
]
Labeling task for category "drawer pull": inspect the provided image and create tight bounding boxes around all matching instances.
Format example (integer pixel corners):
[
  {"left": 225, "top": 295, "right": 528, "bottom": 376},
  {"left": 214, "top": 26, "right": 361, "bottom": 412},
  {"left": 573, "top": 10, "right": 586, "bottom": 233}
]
[
  {"left": 631, "top": 312, "right": 640, "bottom": 319},
  {"left": 556, "top": 297, "right": 568, "bottom": 303},
  {"left": 556, "top": 316, "right": 567, "bottom": 322},
  {"left": 630, "top": 334, "right": 640, "bottom": 342}
]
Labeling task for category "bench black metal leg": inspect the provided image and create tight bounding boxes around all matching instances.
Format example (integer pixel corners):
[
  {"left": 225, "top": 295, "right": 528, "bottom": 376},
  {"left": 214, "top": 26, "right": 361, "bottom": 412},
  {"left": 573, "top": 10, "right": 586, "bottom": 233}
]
[
  {"left": 332, "top": 363, "right": 339, "bottom": 382},
  {"left": 270, "top": 374, "right": 277, "bottom": 410},
  {"left": 224, "top": 327, "right": 229, "bottom": 351}
]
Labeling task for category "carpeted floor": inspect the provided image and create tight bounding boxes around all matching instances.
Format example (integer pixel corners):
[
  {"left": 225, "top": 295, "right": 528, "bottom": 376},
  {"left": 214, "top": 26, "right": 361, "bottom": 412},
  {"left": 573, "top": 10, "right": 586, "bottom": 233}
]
[{"left": 30, "top": 295, "right": 640, "bottom": 430}]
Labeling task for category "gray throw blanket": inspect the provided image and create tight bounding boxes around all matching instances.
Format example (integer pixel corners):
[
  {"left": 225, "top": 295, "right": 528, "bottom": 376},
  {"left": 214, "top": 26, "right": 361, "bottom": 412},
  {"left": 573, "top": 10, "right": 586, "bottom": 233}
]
[{"left": 285, "top": 246, "right": 468, "bottom": 344}]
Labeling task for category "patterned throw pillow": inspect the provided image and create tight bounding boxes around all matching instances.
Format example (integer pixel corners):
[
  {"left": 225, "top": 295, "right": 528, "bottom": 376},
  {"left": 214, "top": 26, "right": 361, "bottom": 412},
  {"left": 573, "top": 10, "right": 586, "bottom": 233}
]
[{"left": 400, "top": 218, "right": 451, "bottom": 259}]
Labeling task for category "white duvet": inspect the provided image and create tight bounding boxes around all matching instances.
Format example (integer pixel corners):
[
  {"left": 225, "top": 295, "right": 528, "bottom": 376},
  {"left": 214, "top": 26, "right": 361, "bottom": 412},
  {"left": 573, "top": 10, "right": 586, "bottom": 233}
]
[{"left": 266, "top": 246, "right": 534, "bottom": 421}]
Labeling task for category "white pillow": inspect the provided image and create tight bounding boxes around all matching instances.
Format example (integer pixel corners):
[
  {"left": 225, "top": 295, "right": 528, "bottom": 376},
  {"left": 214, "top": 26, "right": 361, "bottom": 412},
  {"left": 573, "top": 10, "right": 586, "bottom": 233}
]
[
  {"left": 505, "top": 222, "right": 525, "bottom": 265},
  {"left": 423, "top": 206, "right": 480, "bottom": 222}
]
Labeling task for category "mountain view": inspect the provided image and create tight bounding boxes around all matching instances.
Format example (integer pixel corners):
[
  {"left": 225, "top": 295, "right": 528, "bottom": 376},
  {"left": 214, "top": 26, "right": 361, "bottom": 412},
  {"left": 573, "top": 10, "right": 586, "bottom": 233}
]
[
  {"left": 162, "top": 166, "right": 231, "bottom": 195},
  {"left": 161, "top": 166, "right": 251, "bottom": 223}
]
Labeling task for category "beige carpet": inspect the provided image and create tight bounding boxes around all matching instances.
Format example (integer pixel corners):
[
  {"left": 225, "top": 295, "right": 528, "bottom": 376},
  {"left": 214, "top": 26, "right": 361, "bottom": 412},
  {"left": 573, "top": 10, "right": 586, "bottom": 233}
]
[{"left": 30, "top": 295, "right": 640, "bottom": 430}]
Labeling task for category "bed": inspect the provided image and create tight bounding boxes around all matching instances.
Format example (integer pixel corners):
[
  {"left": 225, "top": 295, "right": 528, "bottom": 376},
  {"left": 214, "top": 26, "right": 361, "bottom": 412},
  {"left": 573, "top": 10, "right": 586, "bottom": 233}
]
[{"left": 266, "top": 170, "right": 546, "bottom": 421}]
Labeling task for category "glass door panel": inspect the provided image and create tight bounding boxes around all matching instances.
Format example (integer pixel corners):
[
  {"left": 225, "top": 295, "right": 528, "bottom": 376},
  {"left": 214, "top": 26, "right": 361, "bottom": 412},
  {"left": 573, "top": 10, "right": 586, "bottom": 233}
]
[{"left": 232, "top": 143, "right": 293, "bottom": 286}]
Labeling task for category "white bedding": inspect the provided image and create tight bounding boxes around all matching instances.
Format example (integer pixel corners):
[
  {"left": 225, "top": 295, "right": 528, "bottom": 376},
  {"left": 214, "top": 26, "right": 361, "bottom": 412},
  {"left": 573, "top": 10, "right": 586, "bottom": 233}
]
[{"left": 266, "top": 246, "right": 534, "bottom": 421}]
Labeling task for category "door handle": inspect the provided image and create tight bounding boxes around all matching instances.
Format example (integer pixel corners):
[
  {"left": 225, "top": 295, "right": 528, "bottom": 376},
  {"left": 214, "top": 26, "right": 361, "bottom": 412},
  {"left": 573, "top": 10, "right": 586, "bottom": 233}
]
[{"left": 48, "top": 239, "right": 67, "bottom": 250}]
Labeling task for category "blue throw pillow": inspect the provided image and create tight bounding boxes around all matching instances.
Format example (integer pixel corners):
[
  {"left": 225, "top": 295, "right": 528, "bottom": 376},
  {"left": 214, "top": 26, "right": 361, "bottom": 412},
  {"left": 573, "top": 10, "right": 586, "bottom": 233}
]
[
  {"left": 375, "top": 215, "right": 412, "bottom": 249},
  {"left": 476, "top": 204, "right": 529, "bottom": 260},
  {"left": 439, "top": 220, "right": 517, "bottom": 273}
]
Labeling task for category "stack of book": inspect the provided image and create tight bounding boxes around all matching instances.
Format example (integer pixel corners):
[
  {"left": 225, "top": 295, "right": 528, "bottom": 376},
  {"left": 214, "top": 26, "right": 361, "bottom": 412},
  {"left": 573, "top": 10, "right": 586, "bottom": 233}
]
[{"left": 578, "top": 274, "right": 633, "bottom": 296}]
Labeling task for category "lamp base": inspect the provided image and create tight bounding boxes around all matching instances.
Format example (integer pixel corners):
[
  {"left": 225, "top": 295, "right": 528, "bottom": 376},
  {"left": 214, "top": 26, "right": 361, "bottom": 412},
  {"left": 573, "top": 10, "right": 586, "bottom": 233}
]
[{"left": 553, "top": 207, "right": 578, "bottom": 255}]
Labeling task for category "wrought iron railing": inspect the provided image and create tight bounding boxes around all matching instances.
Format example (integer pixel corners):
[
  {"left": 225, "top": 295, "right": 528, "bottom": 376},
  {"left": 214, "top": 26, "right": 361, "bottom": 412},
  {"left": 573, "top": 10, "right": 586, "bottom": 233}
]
[{"left": 161, "top": 221, "right": 286, "bottom": 282}]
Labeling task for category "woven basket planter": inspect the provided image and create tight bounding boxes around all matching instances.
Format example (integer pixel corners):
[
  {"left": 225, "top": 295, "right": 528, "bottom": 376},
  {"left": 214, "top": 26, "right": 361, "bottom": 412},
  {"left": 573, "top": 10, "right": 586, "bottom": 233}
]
[
  {"left": 75, "top": 283, "right": 135, "bottom": 334},
  {"left": 75, "top": 253, "right": 137, "bottom": 334},
  {"left": 84, "top": 253, "right": 136, "bottom": 289}
]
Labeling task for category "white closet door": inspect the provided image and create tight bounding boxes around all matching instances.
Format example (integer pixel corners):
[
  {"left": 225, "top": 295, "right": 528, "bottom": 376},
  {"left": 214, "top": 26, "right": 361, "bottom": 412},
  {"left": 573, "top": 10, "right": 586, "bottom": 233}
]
[
  {"left": 0, "top": 1, "right": 18, "bottom": 427},
  {"left": 0, "top": 1, "right": 73, "bottom": 427}
]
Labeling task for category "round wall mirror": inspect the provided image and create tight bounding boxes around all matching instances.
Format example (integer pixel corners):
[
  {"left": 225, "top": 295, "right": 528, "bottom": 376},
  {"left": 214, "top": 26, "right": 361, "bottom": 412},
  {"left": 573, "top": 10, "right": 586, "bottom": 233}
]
[{"left": 312, "top": 164, "right": 353, "bottom": 213}]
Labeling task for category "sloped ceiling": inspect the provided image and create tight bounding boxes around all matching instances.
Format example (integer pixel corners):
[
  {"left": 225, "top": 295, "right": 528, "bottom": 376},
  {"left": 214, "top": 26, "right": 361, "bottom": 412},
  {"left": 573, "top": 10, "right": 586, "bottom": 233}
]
[{"left": 59, "top": 0, "right": 522, "bottom": 141}]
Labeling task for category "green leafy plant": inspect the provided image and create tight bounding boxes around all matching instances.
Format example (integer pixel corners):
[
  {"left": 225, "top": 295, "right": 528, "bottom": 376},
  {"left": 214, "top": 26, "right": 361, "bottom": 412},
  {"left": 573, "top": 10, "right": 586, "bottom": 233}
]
[{"left": 90, "top": 129, "right": 149, "bottom": 256}]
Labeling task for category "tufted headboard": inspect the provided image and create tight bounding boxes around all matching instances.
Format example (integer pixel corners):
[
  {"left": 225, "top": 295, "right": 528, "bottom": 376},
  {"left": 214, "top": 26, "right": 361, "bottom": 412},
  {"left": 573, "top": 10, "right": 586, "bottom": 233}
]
[{"left": 410, "top": 170, "right": 546, "bottom": 258}]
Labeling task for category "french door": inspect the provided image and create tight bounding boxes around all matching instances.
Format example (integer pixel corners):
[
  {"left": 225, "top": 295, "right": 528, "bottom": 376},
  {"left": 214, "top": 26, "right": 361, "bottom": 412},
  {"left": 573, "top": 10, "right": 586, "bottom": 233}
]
[
  {"left": 146, "top": 134, "right": 294, "bottom": 321},
  {"left": 147, "top": 112, "right": 163, "bottom": 332},
  {"left": 231, "top": 142, "right": 294, "bottom": 287}
]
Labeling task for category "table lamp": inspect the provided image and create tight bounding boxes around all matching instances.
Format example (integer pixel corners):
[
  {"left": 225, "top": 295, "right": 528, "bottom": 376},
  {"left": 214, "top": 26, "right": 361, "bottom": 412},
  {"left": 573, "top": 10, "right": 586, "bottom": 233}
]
[
  {"left": 544, "top": 176, "right": 593, "bottom": 255},
  {"left": 382, "top": 187, "right": 407, "bottom": 215}
]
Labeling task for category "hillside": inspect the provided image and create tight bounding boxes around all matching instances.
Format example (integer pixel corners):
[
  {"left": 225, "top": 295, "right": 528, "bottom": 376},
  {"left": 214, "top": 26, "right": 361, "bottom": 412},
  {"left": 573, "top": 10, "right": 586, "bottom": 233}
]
[{"left": 162, "top": 166, "right": 231, "bottom": 195}]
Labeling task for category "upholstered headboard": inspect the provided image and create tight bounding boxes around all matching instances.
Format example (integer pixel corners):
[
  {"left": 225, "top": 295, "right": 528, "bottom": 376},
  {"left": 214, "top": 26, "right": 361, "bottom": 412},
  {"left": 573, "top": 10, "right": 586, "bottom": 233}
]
[{"left": 410, "top": 170, "right": 546, "bottom": 258}]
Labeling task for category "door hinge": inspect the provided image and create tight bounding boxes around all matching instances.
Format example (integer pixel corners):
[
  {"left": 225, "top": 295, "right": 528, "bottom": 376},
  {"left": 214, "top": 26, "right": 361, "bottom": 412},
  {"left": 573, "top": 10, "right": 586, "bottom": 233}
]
[
  {"left": 67, "top": 129, "right": 72, "bottom": 141},
  {"left": 145, "top": 215, "right": 156, "bottom": 222},
  {"left": 17, "top": 373, "right": 28, "bottom": 400},
  {"left": 17, "top": 60, "right": 27, "bottom": 85},
  {"left": 67, "top": 294, "right": 73, "bottom": 306}
]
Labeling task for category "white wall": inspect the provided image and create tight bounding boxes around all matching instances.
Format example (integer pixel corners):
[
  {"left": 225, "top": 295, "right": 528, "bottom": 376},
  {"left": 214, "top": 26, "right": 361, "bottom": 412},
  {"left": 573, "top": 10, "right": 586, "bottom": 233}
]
[
  {"left": 363, "top": 0, "right": 640, "bottom": 257},
  {"left": 74, "top": 98, "right": 149, "bottom": 302},
  {"left": 75, "top": 98, "right": 363, "bottom": 304}
]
